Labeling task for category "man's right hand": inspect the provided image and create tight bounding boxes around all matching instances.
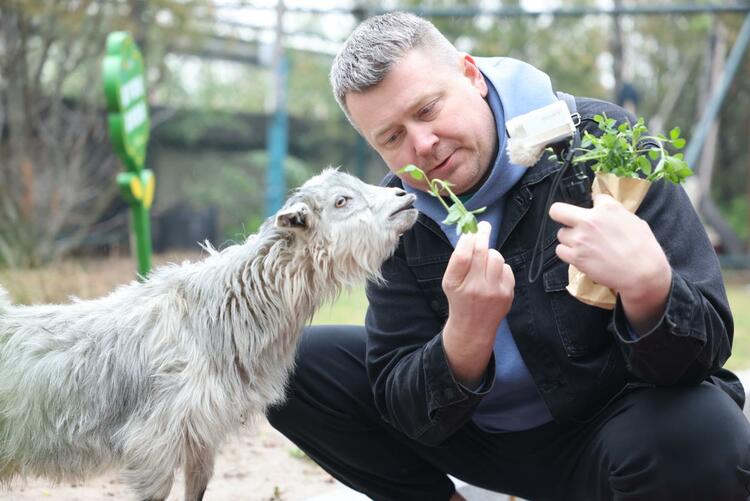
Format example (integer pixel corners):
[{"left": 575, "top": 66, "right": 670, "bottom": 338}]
[{"left": 441, "top": 221, "right": 514, "bottom": 388}]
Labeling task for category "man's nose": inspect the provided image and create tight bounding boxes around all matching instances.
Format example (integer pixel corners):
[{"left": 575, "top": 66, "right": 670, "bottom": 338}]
[{"left": 411, "top": 125, "right": 438, "bottom": 158}]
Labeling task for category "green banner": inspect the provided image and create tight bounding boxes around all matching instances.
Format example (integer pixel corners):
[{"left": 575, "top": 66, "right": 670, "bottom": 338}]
[{"left": 103, "top": 31, "right": 153, "bottom": 278}]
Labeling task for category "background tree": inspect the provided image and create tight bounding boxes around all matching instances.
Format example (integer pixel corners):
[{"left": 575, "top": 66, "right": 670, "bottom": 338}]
[
  {"left": 1, "top": 1, "right": 747, "bottom": 265},
  {"left": 0, "top": 0, "right": 213, "bottom": 266}
]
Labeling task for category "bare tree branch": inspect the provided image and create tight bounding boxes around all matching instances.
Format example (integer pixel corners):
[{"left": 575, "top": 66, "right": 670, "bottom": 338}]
[{"left": 0, "top": 0, "right": 215, "bottom": 266}]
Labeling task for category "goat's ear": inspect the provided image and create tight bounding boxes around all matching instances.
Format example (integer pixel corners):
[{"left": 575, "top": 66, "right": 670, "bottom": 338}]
[{"left": 275, "top": 202, "right": 310, "bottom": 230}]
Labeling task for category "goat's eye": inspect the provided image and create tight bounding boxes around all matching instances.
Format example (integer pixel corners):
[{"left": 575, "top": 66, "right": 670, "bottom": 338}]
[{"left": 335, "top": 196, "right": 349, "bottom": 209}]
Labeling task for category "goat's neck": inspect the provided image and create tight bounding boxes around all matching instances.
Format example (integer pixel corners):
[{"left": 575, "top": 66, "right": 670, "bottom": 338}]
[
  {"left": 248, "top": 229, "right": 335, "bottom": 316},
  {"left": 211, "top": 228, "right": 338, "bottom": 358}
]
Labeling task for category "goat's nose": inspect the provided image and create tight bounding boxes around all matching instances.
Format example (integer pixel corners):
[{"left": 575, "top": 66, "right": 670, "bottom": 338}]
[{"left": 394, "top": 188, "right": 407, "bottom": 197}]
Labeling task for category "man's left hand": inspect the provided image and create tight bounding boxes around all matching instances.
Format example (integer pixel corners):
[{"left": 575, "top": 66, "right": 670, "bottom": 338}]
[{"left": 549, "top": 194, "right": 672, "bottom": 334}]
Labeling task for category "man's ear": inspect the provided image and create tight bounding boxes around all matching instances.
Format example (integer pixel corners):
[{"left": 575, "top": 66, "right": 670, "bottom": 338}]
[
  {"left": 461, "top": 53, "right": 488, "bottom": 97},
  {"left": 275, "top": 202, "right": 310, "bottom": 229}
]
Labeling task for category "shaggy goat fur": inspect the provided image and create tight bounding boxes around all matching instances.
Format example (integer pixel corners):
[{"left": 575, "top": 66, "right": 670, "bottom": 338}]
[{"left": 0, "top": 169, "right": 417, "bottom": 500}]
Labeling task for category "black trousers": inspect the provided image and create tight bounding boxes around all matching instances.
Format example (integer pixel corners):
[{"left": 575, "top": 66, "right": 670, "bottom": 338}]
[{"left": 267, "top": 325, "right": 750, "bottom": 501}]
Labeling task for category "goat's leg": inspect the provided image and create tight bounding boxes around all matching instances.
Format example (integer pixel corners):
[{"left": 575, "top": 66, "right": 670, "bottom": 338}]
[
  {"left": 123, "top": 466, "right": 175, "bottom": 501},
  {"left": 121, "top": 435, "right": 178, "bottom": 500},
  {"left": 184, "top": 440, "right": 215, "bottom": 501}
]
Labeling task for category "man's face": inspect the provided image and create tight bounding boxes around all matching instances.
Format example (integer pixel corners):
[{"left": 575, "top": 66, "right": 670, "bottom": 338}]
[{"left": 346, "top": 48, "right": 497, "bottom": 195}]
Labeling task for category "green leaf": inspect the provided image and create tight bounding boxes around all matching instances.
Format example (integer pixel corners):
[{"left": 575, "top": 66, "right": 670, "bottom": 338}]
[
  {"left": 443, "top": 114, "right": 689, "bottom": 229},
  {"left": 632, "top": 127, "right": 642, "bottom": 145},
  {"left": 637, "top": 155, "right": 652, "bottom": 176},
  {"left": 655, "top": 158, "right": 665, "bottom": 174},
  {"left": 398, "top": 164, "right": 424, "bottom": 180},
  {"left": 677, "top": 166, "right": 694, "bottom": 178},
  {"left": 458, "top": 213, "right": 479, "bottom": 234},
  {"left": 442, "top": 204, "right": 462, "bottom": 225}
]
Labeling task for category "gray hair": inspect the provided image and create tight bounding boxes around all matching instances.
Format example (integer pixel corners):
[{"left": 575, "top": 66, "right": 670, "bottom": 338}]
[{"left": 330, "top": 11, "right": 459, "bottom": 125}]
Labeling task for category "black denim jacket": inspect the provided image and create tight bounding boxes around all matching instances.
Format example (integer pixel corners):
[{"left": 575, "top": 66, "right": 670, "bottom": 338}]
[{"left": 364, "top": 97, "right": 744, "bottom": 446}]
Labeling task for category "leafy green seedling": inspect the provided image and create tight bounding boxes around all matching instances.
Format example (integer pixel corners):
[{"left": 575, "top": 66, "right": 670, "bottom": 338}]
[
  {"left": 398, "top": 164, "right": 486, "bottom": 235},
  {"left": 573, "top": 114, "right": 692, "bottom": 184}
]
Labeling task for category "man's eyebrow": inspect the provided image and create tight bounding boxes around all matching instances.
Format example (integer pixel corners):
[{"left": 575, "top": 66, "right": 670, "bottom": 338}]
[{"left": 373, "top": 94, "right": 438, "bottom": 141}]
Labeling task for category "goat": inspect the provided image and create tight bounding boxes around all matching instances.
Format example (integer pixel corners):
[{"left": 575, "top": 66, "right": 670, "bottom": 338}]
[{"left": 0, "top": 169, "right": 417, "bottom": 500}]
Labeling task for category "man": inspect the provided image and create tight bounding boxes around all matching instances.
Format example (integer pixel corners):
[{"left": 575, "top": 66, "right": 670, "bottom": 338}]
[{"left": 268, "top": 12, "right": 750, "bottom": 500}]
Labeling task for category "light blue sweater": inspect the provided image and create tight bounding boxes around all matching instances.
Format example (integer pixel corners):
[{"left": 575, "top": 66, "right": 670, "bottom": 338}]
[{"left": 404, "top": 58, "right": 557, "bottom": 432}]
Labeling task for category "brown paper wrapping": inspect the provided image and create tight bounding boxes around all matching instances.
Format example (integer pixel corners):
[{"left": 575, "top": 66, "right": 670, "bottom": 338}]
[{"left": 566, "top": 172, "right": 651, "bottom": 309}]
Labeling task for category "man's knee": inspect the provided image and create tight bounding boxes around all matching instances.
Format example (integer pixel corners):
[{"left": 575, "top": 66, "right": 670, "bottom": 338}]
[{"left": 605, "top": 383, "right": 750, "bottom": 499}]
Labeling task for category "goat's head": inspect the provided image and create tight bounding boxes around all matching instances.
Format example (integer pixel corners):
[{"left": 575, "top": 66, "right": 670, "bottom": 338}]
[{"left": 274, "top": 169, "right": 417, "bottom": 283}]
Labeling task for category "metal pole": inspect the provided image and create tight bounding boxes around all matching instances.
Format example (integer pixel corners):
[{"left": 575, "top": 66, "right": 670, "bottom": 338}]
[
  {"left": 366, "top": 4, "right": 750, "bottom": 18},
  {"left": 265, "top": 0, "right": 288, "bottom": 217},
  {"left": 223, "top": 3, "right": 749, "bottom": 16},
  {"left": 685, "top": 13, "right": 750, "bottom": 168},
  {"left": 133, "top": 201, "right": 152, "bottom": 277}
]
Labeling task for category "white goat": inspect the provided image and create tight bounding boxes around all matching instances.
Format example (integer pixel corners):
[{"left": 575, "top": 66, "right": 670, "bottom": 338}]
[{"left": 0, "top": 169, "right": 417, "bottom": 501}]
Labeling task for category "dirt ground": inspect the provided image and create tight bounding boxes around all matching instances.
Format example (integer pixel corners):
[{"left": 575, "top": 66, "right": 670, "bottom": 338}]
[{"left": 0, "top": 419, "right": 336, "bottom": 501}]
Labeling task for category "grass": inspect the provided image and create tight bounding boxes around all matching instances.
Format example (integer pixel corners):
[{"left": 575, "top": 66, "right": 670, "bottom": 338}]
[
  {"left": 311, "top": 287, "right": 368, "bottom": 325},
  {"left": 1, "top": 254, "right": 749, "bottom": 372},
  {"left": 0, "top": 252, "right": 201, "bottom": 305},
  {"left": 726, "top": 284, "right": 750, "bottom": 373}
]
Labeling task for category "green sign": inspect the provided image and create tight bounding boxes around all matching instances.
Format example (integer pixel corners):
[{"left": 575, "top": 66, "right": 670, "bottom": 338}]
[
  {"left": 103, "top": 31, "right": 153, "bottom": 278},
  {"left": 103, "top": 32, "right": 150, "bottom": 172}
]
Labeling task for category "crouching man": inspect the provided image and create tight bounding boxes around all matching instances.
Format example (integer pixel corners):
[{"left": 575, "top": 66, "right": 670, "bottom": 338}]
[{"left": 268, "top": 12, "right": 750, "bottom": 500}]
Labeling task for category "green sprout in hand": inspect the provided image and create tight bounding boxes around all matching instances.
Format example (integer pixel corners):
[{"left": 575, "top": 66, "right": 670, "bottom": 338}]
[
  {"left": 573, "top": 114, "right": 693, "bottom": 184},
  {"left": 398, "top": 164, "right": 486, "bottom": 235}
]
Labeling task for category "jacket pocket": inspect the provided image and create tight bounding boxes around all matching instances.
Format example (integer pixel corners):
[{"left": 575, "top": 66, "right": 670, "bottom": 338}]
[
  {"left": 543, "top": 261, "right": 611, "bottom": 357},
  {"left": 409, "top": 258, "right": 450, "bottom": 321}
]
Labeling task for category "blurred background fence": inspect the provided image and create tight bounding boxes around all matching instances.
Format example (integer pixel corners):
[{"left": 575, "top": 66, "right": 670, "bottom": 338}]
[{"left": 0, "top": 0, "right": 748, "bottom": 267}]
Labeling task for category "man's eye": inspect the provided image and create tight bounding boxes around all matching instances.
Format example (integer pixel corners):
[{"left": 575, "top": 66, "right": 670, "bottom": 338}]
[
  {"left": 419, "top": 101, "right": 437, "bottom": 118},
  {"left": 335, "top": 196, "right": 349, "bottom": 208},
  {"left": 385, "top": 131, "right": 401, "bottom": 145}
]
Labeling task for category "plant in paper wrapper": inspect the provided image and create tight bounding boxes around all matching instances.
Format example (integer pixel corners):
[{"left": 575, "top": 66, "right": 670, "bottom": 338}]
[{"left": 566, "top": 114, "right": 692, "bottom": 309}]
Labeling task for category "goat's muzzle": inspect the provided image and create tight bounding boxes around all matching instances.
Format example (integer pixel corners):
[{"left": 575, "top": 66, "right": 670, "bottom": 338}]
[{"left": 389, "top": 193, "right": 417, "bottom": 218}]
